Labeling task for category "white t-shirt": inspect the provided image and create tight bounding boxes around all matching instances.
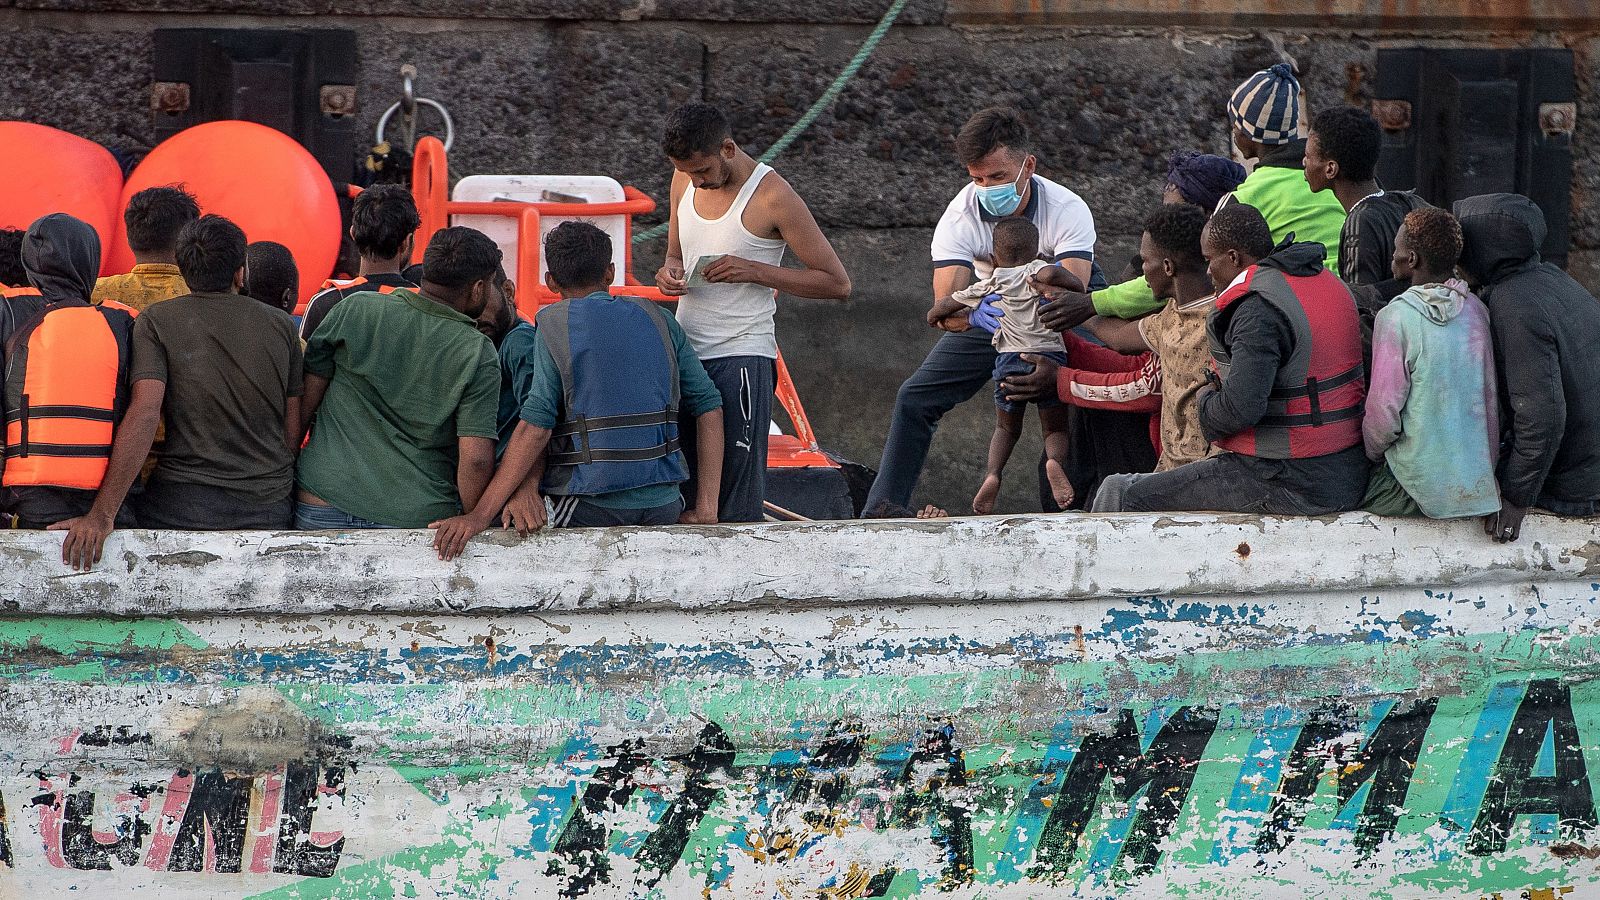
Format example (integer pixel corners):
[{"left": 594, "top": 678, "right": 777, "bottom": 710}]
[{"left": 930, "top": 176, "right": 1098, "bottom": 279}]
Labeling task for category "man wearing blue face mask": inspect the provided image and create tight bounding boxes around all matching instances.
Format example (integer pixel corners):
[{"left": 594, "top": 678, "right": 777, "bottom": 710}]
[{"left": 864, "top": 106, "right": 1104, "bottom": 516}]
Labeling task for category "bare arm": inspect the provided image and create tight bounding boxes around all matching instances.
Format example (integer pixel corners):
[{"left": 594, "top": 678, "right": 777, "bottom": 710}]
[
  {"left": 295, "top": 373, "right": 331, "bottom": 446},
  {"left": 431, "top": 423, "right": 551, "bottom": 560},
  {"left": 930, "top": 265, "right": 977, "bottom": 332},
  {"left": 502, "top": 447, "right": 550, "bottom": 534},
  {"left": 51, "top": 379, "right": 164, "bottom": 570},
  {"left": 1056, "top": 257, "right": 1093, "bottom": 287},
  {"left": 702, "top": 177, "right": 852, "bottom": 300},
  {"left": 455, "top": 436, "right": 497, "bottom": 514},
  {"left": 1079, "top": 315, "right": 1152, "bottom": 355},
  {"left": 1032, "top": 264, "right": 1097, "bottom": 334},
  {"left": 655, "top": 171, "right": 689, "bottom": 296},
  {"left": 679, "top": 408, "right": 725, "bottom": 525},
  {"left": 927, "top": 294, "right": 971, "bottom": 325},
  {"left": 283, "top": 397, "right": 302, "bottom": 453}
]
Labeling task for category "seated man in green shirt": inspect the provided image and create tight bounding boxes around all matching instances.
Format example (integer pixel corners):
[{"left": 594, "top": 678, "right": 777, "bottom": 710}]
[
  {"left": 432, "top": 222, "right": 724, "bottom": 560},
  {"left": 294, "top": 227, "right": 503, "bottom": 529}
]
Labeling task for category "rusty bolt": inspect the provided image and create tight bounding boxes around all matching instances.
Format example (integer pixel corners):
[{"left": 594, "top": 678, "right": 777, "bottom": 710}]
[
  {"left": 151, "top": 82, "right": 190, "bottom": 115},
  {"left": 1372, "top": 99, "right": 1411, "bottom": 133},
  {"left": 320, "top": 84, "right": 357, "bottom": 118},
  {"left": 1540, "top": 102, "right": 1577, "bottom": 137}
]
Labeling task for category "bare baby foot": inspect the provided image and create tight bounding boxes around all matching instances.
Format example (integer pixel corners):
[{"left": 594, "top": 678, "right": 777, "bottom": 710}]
[
  {"left": 973, "top": 474, "right": 1003, "bottom": 515},
  {"left": 1045, "top": 458, "right": 1075, "bottom": 509}
]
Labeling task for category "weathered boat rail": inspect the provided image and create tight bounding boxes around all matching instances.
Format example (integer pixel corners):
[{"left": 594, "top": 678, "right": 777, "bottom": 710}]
[
  {"left": 3, "top": 512, "right": 1596, "bottom": 616},
  {"left": 2, "top": 513, "right": 1599, "bottom": 898}
]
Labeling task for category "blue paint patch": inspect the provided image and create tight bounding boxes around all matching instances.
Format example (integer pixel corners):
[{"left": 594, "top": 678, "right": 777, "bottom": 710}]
[
  {"left": 1439, "top": 681, "right": 1525, "bottom": 832},
  {"left": 1527, "top": 813, "right": 1559, "bottom": 843},
  {"left": 1534, "top": 721, "right": 1557, "bottom": 778},
  {"left": 515, "top": 734, "right": 598, "bottom": 856},
  {"left": 993, "top": 711, "right": 1092, "bottom": 880},
  {"left": 0, "top": 593, "right": 1503, "bottom": 690},
  {"left": 1213, "top": 706, "right": 1299, "bottom": 863}
]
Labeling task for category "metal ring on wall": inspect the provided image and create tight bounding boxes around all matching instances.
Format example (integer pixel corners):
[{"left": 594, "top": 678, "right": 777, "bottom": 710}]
[{"left": 375, "top": 97, "right": 455, "bottom": 152}]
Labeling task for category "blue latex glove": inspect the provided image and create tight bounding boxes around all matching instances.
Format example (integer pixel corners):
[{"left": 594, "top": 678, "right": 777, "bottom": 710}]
[{"left": 967, "top": 293, "right": 1005, "bottom": 334}]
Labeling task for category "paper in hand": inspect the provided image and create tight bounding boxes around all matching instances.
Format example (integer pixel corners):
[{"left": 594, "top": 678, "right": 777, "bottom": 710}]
[{"left": 686, "top": 255, "right": 717, "bottom": 288}]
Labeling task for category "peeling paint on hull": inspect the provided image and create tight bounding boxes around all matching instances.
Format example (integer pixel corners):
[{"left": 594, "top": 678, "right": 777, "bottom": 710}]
[{"left": 2, "top": 513, "right": 1599, "bottom": 897}]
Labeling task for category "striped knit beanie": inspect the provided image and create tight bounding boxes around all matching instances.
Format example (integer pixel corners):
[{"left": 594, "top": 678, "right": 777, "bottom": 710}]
[{"left": 1229, "top": 63, "right": 1303, "bottom": 146}]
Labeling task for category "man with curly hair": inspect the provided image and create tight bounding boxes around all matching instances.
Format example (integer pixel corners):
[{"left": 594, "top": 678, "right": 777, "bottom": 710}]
[
  {"left": 1304, "top": 105, "right": 1430, "bottom": 290},
  {"left": 1362, "top": 207, "right": 1499, "bottom": 519},
  {"left": 1056, "top": 204, "right": 1221, "bottom": 510}
]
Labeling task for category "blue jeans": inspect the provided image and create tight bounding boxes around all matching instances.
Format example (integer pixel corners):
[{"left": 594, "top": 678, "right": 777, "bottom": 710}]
[
  {"left": 866, "top": 328, "right": 999, "bottom": 515},
  {"left": 294, "top": 501, "right": 394, "bottom": 530}
]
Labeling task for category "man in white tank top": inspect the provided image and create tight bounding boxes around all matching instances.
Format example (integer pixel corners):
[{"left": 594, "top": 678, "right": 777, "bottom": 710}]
[{"left": 655, "top": 103, "right": 851, "bottom": 523}]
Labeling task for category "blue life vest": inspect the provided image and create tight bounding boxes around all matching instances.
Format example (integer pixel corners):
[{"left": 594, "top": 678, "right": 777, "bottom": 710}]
[{"left": 538, "top": 294, "right": 687, "bottom": 497}]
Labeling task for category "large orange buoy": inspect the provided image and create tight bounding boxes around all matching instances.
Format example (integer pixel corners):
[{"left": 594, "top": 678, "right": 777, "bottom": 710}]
[
  {"left": 110, "top": 121, "right": 339, "bottom": 304},
  {"left": 0, "top": 122, "right": 124, "bottom": 277}
]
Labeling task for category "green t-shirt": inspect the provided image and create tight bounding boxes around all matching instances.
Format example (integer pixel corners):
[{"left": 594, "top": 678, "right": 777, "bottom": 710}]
[
  {"left": 1230, "top": 163, "right": 1346, "bottom": 273},
  {"left": 297, "top": 289, "right": 500, "bottom": 527},
  {"left": 1092, "top": 275, "right": 1163, "bottom": 320},
  {"left": 1093, "top": 160, "right": 1347, "bottom": 320}
]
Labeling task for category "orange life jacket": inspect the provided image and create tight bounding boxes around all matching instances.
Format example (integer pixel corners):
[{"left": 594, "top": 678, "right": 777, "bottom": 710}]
[
  {"left": 0, "top": 285, "right": 42, "bottom": 299},
  {"left": 320, "top": 276, "right": 400, "bottom": 294},
  {"left": 3, "top": 304, "right": 129, "bottom": 490}
]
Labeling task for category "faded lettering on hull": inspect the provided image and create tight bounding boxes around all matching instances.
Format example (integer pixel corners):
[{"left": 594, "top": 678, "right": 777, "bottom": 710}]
[{"left": 1, "top": 679, "right": 1596, "bottom": 896}]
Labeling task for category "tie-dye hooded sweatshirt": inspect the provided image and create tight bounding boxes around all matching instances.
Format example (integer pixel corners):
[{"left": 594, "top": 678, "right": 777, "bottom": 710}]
[{"left": 1362, "top": 278, "right": 1500, "bottom": 518}]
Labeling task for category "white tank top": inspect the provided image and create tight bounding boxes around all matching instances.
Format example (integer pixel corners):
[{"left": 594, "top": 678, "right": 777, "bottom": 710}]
[{"left": 675, "top": 162, "right": 788, "bottom": 360}]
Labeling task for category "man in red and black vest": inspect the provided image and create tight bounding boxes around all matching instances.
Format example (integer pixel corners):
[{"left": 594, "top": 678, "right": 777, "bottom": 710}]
[{"left": 1091, "top": 203, "right": 1370, "bottom": 514}]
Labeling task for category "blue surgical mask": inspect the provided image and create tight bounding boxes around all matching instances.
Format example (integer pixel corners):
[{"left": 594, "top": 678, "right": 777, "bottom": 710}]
[{"left": 977, "top": 168, "right": 1028, "bottom": 216}]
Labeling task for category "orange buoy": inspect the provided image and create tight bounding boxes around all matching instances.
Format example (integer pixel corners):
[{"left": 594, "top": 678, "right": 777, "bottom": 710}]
[
  {"left": 0, "top": 122, "right": 124, "bottom": 277},
  {"left": 111, "top": 121, "right": 339, "bottom": 304}
]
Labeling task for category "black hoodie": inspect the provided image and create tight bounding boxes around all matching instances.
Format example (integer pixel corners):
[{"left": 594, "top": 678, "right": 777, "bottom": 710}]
[
  {"left": 0, "top": 214, "right": 135, "bottom": 526},
  {"left": 1455, "top": 193, "right": 1600, "bottom": 509},
  {"left": 1, "top": 213, "right": 107, "bottom": 346}
]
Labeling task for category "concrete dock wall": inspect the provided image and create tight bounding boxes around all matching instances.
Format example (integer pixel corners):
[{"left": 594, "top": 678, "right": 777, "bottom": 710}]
[{"left": 2, "top": 513, "right": 1600, "bottom": 896}]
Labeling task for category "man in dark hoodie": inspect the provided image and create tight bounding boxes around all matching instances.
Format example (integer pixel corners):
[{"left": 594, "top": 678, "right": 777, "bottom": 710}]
[
  {"left": 0, "top": 214, "right": 138, "bottom": 532},
  {"left": 1091, "top": 204, "right": 1369, "bottom": 513},
  {"left": 1455, "top": 193, "right": 1600, "bottom": 541}
]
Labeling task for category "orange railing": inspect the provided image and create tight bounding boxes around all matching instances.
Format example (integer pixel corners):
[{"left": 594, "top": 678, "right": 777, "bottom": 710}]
[
  {"left": 408, "top": 136, "right": 830, "bottom": 470},
  {"left": 411, "top": 136, "right": 666, "bottom": 315}
]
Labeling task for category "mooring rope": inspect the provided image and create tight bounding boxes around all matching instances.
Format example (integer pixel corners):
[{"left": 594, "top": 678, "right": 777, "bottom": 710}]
[{"left": 632, "top": 0, "right": 912, "bottom": 244}]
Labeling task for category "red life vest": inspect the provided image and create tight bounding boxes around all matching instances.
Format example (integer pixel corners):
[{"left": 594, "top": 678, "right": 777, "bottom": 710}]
[
  {"left": 3, "top": 303, "right": 131, "bottom": 490},
  {"left": 1, "top": 285, "right": 42, "bottom": 299},
  {"left": 1206, "top": 263, "right": 1365, "bottom": 459}
]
